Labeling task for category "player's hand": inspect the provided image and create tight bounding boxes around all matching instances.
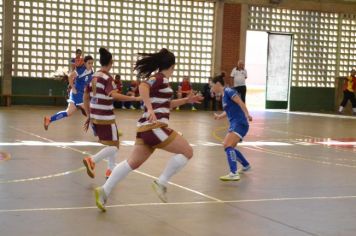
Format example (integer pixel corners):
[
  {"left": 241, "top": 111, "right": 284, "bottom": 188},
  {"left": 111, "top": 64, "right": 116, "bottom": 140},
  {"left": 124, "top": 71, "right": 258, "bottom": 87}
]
[
  {"left": 83, "top": 118, "right": 90, "bottom": 132},
  {"left": 214, "top": 113, "right": 221, "bottom": 120},
  {"left": 248, "top": 115, "right": 253, "bottom": 122},
  {"left": 187, "top": 93, "right": 204, "bottom": 104},
  {"left": 135, "top": 96, "right": 142, "bottom": 101},
  {"left": 147, "top": 109, "right": 157, "bottom": 123}
]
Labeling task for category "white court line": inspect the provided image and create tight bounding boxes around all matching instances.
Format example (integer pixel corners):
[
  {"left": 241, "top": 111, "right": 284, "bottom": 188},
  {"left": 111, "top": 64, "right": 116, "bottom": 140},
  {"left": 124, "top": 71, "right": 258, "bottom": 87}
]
[
  {"left": 1, "top": 195, "right": 356, "bottom": 213},
  {"left": 8, "top": 126, "right": 223, "bottom": 202},
  {"left": 0, "top": 140, "right": 293, "bottom": 147},
  {"left": 280, "top": 110, "right": 356, "bottom": 119}
]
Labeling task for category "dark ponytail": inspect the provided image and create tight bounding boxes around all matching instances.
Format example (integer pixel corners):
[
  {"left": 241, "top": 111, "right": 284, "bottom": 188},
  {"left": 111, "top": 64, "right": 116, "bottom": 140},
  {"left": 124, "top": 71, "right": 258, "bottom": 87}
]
[
  {"left": 134, "top": 48, "right": 175, "bottom": 79},
  {"left": 99, "top": 47, "right": 112, "bottom": 66}
]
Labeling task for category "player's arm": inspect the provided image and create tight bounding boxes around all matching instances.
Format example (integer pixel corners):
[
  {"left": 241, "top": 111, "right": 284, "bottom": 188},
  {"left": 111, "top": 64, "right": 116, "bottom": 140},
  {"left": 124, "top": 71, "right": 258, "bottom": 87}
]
[
  {"left": 83, "top": 87, "right": 91, "bottom": 132},
  {"left": 139, "top": 82, "right": 157, "bottom": 122},
  {"left": 68, "top": 71, "right": 77, "bottom": 93},
  {"left": 214, "top": 111, "right": 226, "bottom": 120},
  {"left": 110, "top": 90, "right": 141, "bottom": 102},
  {"left": 170, "top": 93, "right": 203, "bottom": 109},
  {"left": 232, "top": 95, "right": 252, "bottom": 121}
]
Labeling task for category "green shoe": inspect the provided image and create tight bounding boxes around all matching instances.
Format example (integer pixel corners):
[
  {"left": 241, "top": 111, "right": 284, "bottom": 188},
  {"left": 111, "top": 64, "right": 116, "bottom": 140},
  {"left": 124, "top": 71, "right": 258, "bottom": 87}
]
[
  {"left": 94, "top": 187, "right": 107, "bottom": 212},
  {"left": 219, "top": 172, "right": 240, "bottom": 181},
  {"left": 152, "top": 180, "right": 167, "bottom": 203}
]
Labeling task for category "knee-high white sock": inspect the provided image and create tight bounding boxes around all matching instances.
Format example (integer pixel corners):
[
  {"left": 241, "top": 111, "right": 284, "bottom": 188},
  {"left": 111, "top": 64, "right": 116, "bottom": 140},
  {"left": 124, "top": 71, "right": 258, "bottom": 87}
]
[
  {"left": 107, "top": 153, "right": 116, "bottom": 171},
  {"left": 103, "top": 160, "right": 132, "bottom": 196},
  {"left": 91, "top": 146, "right": 117, "bottom": 164},
  {"left": 158, "top": 154, "right": 189, "bottom": 187}
]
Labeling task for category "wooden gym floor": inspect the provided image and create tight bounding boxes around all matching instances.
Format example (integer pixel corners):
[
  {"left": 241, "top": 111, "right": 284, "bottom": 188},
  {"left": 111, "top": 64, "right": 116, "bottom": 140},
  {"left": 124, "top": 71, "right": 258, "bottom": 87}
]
[{"left": 0, "top": 106, "right": 355, "bottom": 236}]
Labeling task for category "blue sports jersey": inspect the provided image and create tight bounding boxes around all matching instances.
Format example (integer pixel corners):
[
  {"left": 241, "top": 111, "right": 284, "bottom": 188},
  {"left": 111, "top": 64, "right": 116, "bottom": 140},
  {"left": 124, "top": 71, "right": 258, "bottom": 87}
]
[
  {"left": 74, "top": 66, "right": 93, "bottom": 94},
  {"left": 222, "top": 87, "right": 248, "bottom": 126}
]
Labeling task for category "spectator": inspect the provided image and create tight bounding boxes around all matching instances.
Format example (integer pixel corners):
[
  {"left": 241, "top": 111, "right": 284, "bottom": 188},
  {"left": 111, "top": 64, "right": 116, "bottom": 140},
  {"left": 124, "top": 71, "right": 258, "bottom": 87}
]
[
  {"left": 202, "top": 78, "right": 217, "bottom": 111},
  {"left": 70, "top": 48, "right": 84, "bottom": 72},
  {"left": 113, "top": 74, "right": 123, "bottom": 109},
  {"left": 338, "top": 68, "right": 356, "bottom": 115},
  {"left": 124, "top": 80, "right": 140, "bottom": 109},
  {"left": 176, "top": 76, "right": 196, "bottom": 110},
  {"left": 230, "top": 60, "right": 248, "bottom": 103}
]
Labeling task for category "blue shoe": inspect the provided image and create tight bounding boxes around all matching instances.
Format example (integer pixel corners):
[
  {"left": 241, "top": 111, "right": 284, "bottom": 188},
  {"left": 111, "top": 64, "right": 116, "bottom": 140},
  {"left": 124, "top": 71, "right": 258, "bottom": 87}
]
[{"left": 238, "top": 165, "right": 251, "bottom": 174}]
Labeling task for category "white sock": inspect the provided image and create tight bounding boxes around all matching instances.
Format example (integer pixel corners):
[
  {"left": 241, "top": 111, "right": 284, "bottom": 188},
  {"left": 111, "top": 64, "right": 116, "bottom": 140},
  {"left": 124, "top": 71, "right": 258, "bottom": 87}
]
[
  {"left": 339, "top": 106, "right": 343, "bottom": 112},
  {"left": 91, "top": 146, "right": 117, "bottom": 163},
  {"left": 158, "top": 154, "right": 189, "bottom": 187},
  {"left": 103, "top": 160, "right": 132, "bottom": 196},
  {"left": 353, "top": 108, "right": 356, "bottom": 113},
  {"left": 107, "top": 154, "right": 116, "bottom": 171}
]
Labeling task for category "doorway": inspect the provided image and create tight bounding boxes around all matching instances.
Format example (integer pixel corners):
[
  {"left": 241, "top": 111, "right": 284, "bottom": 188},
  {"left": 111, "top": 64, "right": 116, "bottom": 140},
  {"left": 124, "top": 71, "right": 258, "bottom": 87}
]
[{"left": 245, "top": 31, "right": 293, "bottom": 110}]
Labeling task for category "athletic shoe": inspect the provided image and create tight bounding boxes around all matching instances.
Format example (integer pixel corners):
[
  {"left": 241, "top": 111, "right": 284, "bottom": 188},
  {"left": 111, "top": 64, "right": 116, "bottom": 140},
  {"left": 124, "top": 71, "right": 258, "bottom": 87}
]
[
  {"left": 219, "top": 172, "right": 240, "bottom": 181},
  {"left": 130, "top": 106, "right": 136, "bottom": 110},
  {"left": 152, "top": 180, "right": 167, "bottom": 203},
  {"left": 238, "top": 165, "right": 251, "bottom": 174},
  {"left": 191, "top": 107, "right": 197, "bottom": 111},
  {"left": 43, "top": 116, "right": 50, "bottom": 130},
  {"left": 83, "top": 157, "right": 95, "bottom": 178},
  {"left": 94, "top": 187, "right": 107, "bottom": 212},
  {"left": 105, "top": 169, "right": 112, "bottom": 180},
  {"left": 175, "top": 107, "right": 180, "bottom": 111}
]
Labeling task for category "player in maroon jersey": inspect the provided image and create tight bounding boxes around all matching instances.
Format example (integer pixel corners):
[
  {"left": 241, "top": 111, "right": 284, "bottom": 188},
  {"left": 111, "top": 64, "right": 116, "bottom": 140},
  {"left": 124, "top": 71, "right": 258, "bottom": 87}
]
[
  {"left": 82, "top": 48, "right": 140, "bottom": 180},
  {"left": 94, "top": 48, "right": 203, "bottom": 212}
]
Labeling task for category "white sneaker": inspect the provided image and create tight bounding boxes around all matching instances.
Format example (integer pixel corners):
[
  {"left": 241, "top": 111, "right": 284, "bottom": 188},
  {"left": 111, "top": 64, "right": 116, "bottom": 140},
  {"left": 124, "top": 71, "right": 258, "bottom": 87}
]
[
  {"left": 238, "top": 165, "right": 251, "bottom": 174},
  {"left": 130, "top": 106, "right": 136, "bottom": 110},
  {"left": 94, "top": 187, "right": 107, "bottom": 212},
  {"left": 152, "top": 180, "right": 167, "bottom": 202},
  {"left": 219, "top": 172, "right": 240, "bottom": 181}
]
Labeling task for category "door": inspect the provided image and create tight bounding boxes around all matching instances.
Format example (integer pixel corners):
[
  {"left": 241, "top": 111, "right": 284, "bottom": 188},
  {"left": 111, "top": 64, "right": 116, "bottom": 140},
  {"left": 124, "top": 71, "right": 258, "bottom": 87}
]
[{"left": 266, "top": 33, "right": 292, "bottom": 109}]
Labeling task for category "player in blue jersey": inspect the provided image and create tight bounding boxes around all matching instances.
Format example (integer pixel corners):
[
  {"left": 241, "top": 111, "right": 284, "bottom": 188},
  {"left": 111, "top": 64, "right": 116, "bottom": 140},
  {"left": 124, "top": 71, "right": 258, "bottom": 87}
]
[
  {"left": 43, "top": 55, "right": 94, "bottom": 130},
  {"left": 211, "top": 75, "right": 252, "bottom": 181}
]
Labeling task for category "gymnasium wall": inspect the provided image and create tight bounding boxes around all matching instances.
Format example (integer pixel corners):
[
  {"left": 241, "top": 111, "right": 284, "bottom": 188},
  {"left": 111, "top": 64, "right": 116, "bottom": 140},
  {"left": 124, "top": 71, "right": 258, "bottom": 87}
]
[{"left": 4, "top": 78, "right": 206, "bottom": 107}]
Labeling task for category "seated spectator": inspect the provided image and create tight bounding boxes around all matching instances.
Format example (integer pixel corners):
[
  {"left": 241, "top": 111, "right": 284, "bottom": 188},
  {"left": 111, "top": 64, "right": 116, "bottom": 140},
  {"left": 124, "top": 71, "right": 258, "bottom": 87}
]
[
  {"left": 124, "top": 80, "right": 141, "bottom": 109},
  {"left": 176, "top": 76, "right": 196, "bottom": 110},
  {"left": 113, "top": 74, "right": 123, "bottom": 109},
  {"left": 202, "top": 78, "right": 217, "bottom": 111}
]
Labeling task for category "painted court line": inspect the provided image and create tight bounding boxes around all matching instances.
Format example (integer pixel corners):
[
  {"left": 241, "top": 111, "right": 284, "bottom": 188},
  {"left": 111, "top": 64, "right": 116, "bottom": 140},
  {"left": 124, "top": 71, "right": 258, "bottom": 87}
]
[
  {"left": 1, "top": 195, "right": 355, "bottom": 213},
  {"left": 7, "top": 126, "right": 222, "bottom": 202}
]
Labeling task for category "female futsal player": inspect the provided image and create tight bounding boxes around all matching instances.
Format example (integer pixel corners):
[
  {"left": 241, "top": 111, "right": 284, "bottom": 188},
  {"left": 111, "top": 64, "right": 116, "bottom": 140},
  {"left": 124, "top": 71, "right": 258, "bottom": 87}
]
[
  {"left": 211, "top": 75, "right": 252, "bottom": 181},
  {"left": 94, "top": 48, "right": 203, "bottom": 212},
  {"left": 43, "top": 55, "right": 94, "bottom": 130},
  {"left": 82, "top": 48, "right": 141, "bottom": 179}
]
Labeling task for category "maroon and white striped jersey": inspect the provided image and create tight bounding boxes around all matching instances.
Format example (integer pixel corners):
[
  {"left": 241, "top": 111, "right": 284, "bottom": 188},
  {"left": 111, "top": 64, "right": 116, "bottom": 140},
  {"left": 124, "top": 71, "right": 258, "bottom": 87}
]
[
  {"left": 87, "top": 70, "right": 116, "bottom": 124},
  {"left": 137, "top": 73, "right": 173, "bottom": 132}
]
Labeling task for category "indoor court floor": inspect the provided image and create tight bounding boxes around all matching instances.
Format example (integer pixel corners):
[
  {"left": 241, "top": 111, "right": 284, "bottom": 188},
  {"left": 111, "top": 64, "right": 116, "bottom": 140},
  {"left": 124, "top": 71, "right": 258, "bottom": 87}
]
[{"left": 0, "top": 106, "right": 355, "bottom": 236}]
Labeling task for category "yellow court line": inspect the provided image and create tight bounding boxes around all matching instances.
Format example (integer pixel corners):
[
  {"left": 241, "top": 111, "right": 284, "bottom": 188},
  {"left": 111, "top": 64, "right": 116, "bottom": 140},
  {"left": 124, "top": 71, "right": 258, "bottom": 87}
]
[
  {"left": 1, "top": 195, "right": 355, "bottom": 213},
  {"left": 0, "top": 151, "right": 11, "bottom": 162}
]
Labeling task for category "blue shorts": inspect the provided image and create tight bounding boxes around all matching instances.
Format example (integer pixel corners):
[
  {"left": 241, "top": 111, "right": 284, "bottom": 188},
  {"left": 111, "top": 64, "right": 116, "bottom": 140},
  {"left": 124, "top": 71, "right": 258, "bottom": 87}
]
[
  {"left": 228, "top": 123, "right": 249, "bottom": 140},
  {"left": 67, "top": 91, "right": 84, "bottom": 106}
]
